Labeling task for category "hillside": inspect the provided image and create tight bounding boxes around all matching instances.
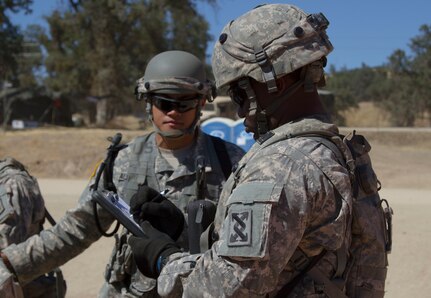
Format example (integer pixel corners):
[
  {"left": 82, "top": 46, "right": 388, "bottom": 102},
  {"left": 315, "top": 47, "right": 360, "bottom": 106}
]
[{"left": 1, "top": 125, "right": 430, "bottom": 189}]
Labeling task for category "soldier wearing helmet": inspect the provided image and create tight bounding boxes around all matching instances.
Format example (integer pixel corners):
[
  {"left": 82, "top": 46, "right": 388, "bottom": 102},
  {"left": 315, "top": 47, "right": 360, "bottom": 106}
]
[
  {"left": 126, "top": 4, "right": 355, "bottom": 297},
  {"left": 0, "top": 51, "right": 244, "bottom": 297},
  {"left": 136, "top": 50, "right": 216, "bottom": 140}
]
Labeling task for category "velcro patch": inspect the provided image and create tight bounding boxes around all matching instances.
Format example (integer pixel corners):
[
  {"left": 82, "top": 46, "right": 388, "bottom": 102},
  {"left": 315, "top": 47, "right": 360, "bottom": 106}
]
[{"left": 228, "top": 209, "right": 252, "bottom": 247}]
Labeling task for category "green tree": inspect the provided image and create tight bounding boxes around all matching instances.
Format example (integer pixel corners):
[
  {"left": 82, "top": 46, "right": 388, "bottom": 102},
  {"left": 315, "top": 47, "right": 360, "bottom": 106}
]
[
  {"left": 410, "top": 24, "right": 431, "bottom": 122},
  {"left": 374, "top": 25, "right": 431, "bottom": 126},
  {"left": 380, "top": 50, "right": 418, "bottom": 126},
  {"left": 14, "top": 24, "right": 43, "bottom": 88},
  {"left": 38, "top": 0, "right": 214, "bottom": 126},
  {"left": 0, "top": 0, "right": 33, "bottom": 81},
  {"left": 325, "top": 64, "right": 386, "bottom": 125}
]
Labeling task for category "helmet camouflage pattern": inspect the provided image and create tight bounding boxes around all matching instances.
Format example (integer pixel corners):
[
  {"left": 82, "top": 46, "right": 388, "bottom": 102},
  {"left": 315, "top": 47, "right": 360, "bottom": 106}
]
[
  {"left": 212, "top": 4, "right": 333, "bottom": 90},
  {"left": 136, "top": 50, "right": 214, "bottom": 100}
]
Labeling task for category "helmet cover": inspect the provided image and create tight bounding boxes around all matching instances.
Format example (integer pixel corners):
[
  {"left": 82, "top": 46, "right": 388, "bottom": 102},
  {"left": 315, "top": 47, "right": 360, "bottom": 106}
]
[{"left": 212, "top": 4, "right": 333, "bottom": 89}]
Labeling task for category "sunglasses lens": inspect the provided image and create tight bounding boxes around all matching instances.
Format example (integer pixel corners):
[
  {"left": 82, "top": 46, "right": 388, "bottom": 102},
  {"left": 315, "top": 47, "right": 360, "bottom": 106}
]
[
  {"left": 152, "top": 96, "right": 198, "bottom": 113},
  {"left": 156, "top": 98, "right": 174, "bottom": 112}
]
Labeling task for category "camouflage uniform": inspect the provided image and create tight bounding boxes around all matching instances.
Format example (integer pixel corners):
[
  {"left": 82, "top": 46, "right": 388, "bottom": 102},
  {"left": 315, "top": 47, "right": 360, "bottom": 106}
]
[
  {"left": 1, "top": 131, "right": 244, "bottom": 297},
  {"left": 0, "top": 157, "right": 66, "bottom": 298},
  {"left": 0, "top": 158, "right": 45, "bottom": 248},
  {"left": 99, "top": 130, "right": 244, "bottom": 297},
  {"left": 157, "top": 117, "right": 353, "bottom": 297}
]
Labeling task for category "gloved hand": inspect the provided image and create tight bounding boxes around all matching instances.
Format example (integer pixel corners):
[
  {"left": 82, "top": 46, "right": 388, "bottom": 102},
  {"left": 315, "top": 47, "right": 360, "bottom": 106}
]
[
  {"left": 128, "top": 221, "right": 181, "bottom": 278},
  {"left": 130, "top": 185, "right": 184, "bottom": 241}
]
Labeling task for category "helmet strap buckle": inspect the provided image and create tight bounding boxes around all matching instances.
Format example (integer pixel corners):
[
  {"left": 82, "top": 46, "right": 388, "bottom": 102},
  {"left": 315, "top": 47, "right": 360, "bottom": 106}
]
[
  {"left": 237, "top": 77, "right": 269, "bottom": 137},
  {"left": 254, "top": 47, "right": 278, "bottom": 93}
]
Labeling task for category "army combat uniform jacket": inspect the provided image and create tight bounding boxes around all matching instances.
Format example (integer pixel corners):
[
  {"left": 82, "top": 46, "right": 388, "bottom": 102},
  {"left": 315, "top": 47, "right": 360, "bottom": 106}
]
[
  {"left": 1, "top": 130, "right": 244, "bottom": 297},
  {"left": 157, "top": 117, "right": 353, "bottom": 297},
  {"left": 100, "top": 130, "right": 244, "bottom": 297}
]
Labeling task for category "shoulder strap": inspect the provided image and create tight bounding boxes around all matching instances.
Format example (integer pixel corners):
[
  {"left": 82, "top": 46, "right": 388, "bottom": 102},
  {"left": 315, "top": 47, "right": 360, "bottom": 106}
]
[
  {"left": 103, "top": 133, "right": 128, "bottom": 192},
  {"left": 44, "top": 207, "right": 57, "bottom": 227},
  {"left": 129, "top": 132, "right": 159, "bottom": 190},
  {"left": 209, "top": 135, "right": 232, "bottom": 180}
]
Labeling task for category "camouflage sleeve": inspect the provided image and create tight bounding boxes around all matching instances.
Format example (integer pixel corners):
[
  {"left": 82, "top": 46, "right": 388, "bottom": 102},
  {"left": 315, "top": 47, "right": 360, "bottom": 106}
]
[
  {"left": 1, "top": 184, "right": 115, "bottom": 285},
  {"left": 158, "top": 180, "right": 309, "bottom": 297},
  {"left": 0, "top": 173, "right": 45, "bottom": 248},
  {"left": 157, "top": 139, "right": 349, "bottom": 297}
]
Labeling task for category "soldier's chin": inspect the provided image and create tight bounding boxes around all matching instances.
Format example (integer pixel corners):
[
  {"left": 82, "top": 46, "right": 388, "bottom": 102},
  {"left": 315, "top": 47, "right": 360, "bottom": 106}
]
[
  {"left": 244, "top": 126, "right": 257, "bottom": 139},
  {"left": 244, "top": 126, "right": 252, "bottom": 133}
]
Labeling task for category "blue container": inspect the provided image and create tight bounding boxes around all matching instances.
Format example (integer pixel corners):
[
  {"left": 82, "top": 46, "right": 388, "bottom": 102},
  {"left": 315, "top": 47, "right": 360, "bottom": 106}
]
[{"left": 201, "top": 117, "right": 255, "bottom": 152}]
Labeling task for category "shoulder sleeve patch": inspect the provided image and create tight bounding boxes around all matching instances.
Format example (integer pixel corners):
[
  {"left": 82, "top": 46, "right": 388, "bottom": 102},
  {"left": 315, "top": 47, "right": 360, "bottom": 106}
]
[
  {"left": 228, "top": 208, "right": 252, "bottom": 247},
  {"left": 217, "top": 181, "right": 283, "bottom": 258}
]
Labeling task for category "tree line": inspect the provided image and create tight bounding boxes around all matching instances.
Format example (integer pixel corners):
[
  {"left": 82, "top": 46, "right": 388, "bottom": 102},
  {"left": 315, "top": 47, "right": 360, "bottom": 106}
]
[
  {"left": 326, "top": 24, "right": 431, "bottom": 126},
  {"left": 1, "top": 0, "right": 430, "bottom": 127}
]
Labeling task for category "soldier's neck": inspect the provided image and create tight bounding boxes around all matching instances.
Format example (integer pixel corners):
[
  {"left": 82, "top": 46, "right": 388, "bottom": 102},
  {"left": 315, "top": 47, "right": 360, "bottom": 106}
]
[{"left": 156, "top": 132, "right": 196, "bottom": 150}]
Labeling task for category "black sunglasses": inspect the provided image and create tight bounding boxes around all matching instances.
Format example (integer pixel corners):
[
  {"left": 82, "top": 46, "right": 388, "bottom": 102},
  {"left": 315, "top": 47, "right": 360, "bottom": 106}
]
[{"left": 150, "top": 95, "right": 200, "bottom": 113}]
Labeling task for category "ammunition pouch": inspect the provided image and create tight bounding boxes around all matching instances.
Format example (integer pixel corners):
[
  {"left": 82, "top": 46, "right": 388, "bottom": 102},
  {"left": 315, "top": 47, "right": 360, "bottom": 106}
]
[{"left": 104, "top": 232, "right": 157, "bottom": 296}]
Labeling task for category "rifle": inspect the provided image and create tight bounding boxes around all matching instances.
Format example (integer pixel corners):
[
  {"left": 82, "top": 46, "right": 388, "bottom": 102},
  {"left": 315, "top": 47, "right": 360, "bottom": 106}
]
[{"left": 91, "top": 133, "right": 146, "bottom": 237}]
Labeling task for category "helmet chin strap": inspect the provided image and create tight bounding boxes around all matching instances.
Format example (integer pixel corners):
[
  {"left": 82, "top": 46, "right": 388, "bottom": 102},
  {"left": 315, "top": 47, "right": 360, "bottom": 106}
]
[
  {"left": 238, "top": 78, "right": 268, "bottom": 139},
  {"left": 238, "top": 76, "right": 306, "bottom": 139}
]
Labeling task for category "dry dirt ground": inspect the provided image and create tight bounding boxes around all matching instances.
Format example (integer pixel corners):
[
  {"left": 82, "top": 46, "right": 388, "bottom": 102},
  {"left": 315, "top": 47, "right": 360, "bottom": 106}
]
[{"left": 1, "top": 126, "right": 431, "bottom": 297}]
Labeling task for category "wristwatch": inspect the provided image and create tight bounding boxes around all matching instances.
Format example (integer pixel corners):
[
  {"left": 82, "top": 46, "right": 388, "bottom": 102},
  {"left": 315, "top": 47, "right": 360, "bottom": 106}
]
[{"left": 156, "top": 255, "right": 168, "bottom": 274}]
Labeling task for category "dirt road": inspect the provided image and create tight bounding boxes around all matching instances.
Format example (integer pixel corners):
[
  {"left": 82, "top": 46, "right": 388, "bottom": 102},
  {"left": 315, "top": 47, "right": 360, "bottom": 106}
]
[{"left": 37, "top": 179, "right": 431, "bottom": 297}]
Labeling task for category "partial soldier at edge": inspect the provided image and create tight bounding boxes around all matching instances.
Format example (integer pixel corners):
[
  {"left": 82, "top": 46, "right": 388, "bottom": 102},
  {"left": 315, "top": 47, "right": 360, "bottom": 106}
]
[{"left": 0, "top": 157, "right": 66, "bottom": 298}]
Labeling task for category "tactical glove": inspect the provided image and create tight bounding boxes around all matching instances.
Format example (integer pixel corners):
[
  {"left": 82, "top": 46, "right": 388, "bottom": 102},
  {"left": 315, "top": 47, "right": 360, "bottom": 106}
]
[
  {"left": 128, "top": 221, "right": 181, "bottom": 278},
  {"left": 130, "top": 185, "right": 185, "bottom": 241}
]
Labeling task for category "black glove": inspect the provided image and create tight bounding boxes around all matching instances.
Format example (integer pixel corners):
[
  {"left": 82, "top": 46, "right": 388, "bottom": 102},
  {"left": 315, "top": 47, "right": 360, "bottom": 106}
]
[
  {"left": 130, "top": 185, "right": 185, "bottom": 241},
  {"left": 130, "top": 185, "right": 161, "bottom": 211},
  {"left": 128, "top": 221, "right": 181, "bottom": 278}
]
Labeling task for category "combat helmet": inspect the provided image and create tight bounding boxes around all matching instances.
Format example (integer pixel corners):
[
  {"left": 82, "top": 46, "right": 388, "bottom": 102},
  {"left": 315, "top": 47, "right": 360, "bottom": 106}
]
[
  {"left": 135, "top": 50, "right": 215, "bottom": 137},
  {"left": 136, "top": 50, "right": 214, "bottom": 99},
  {"left": 212, "top": 3, "right": 333, "bottom": 93},
  {"left": 212, "top": 4, "right": 333, "bottom": 138}
]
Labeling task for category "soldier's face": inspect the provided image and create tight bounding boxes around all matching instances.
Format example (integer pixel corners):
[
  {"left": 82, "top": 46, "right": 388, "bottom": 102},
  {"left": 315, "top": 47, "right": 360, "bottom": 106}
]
[
  {"left": 233, "top": 73, "right": 301, "bottom": 136},
  {"left": 151, "top": 93, "right": 204, "bottom": 132}
]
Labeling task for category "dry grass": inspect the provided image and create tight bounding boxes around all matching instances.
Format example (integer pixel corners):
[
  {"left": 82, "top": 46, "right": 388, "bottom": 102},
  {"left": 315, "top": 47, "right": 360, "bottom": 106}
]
[
  {"left": 1, "top": 103, "right": 430, "bottom": 189},
  {"left": 341, "top": 102, "right": 391, "bottom": 127},
  {"left": 0, "top": 127, "right": 146, "bottom": 179}
]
